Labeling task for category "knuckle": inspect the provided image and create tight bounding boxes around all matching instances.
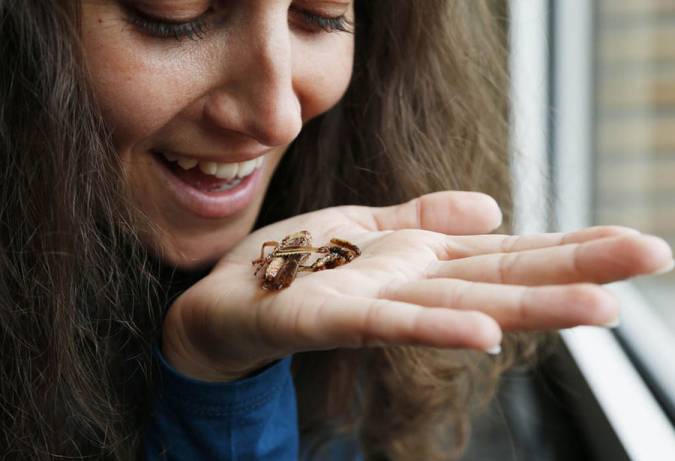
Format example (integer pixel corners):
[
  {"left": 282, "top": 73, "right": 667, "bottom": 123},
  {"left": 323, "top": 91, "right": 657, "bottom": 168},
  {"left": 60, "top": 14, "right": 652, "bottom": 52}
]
[
  {"left": 361, "top": 299, "right": 385, "bottom": 342},
  {"left": 591, "top": 225, "right": 640, "bottom": 239},
  {"left": 500, "top": 234, "right": 522, "bottom": 253},
  {"left": 517, "top": 286, "right": 534, "bottom": 322},
  {"left": 442, "top": 279, "right": 470, "bottom": 307},
  {"left": 443, "top": 236, "right": 477, "bottom": 259},
  {"left": 496, "top": 252, "right": 520, "bottom": 284},
  {"left": 565, "top": 284, "right": 609, "bottom": 308}
]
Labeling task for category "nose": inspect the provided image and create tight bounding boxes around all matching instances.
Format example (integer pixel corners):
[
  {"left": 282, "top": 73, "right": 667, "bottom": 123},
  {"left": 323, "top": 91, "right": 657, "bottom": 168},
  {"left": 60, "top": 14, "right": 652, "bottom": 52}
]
[{"left": 204, "top": 10, "right": 303, "bottom": 148}]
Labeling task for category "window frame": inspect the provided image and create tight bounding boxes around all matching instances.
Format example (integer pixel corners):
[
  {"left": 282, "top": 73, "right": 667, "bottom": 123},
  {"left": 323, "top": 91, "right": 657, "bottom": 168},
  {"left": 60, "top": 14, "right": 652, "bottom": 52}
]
[{"left": 508, "top": 0, "right": 675, "bottom": 458}]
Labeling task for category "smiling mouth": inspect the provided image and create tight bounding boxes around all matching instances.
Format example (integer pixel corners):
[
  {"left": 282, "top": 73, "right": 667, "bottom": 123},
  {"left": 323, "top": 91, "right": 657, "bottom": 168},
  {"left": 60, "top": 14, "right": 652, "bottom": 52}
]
[{"left": 153, "top": 151, "right": 261, "bottom": 193}]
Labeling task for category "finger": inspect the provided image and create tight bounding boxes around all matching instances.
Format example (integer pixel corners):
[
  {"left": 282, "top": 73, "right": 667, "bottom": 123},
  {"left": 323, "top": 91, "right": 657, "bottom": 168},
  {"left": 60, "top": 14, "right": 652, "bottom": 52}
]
[
  {"left": 342, "top": 191, "right": 503, "bottom": 235},
  {"left": 292, "top": 294, "right": 502, "bottom": 353},
  {"left": 435, "top": 225, "right": 641, "bottom": 260},
  {"left": 381, "top": 278, "right": 619, "bottom": 330},
  {"left": 425, "top": 234, "right": 673, "bottom": 286}
]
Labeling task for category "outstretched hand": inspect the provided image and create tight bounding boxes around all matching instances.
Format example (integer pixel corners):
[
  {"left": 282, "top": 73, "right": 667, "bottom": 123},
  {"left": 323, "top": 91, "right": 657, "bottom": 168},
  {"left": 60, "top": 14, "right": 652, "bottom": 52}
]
[{"left": 161, "top": 191, "right": 674, "bottom": 382}]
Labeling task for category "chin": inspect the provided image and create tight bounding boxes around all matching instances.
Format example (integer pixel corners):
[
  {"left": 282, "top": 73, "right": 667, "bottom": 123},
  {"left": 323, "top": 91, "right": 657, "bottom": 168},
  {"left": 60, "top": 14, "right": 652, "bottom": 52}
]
[
  {"left": 159, "top": 249, "right": 221, "bottom": 272},
  {"left": 141, "top": 224, "right": 247, "bottom": 271}
]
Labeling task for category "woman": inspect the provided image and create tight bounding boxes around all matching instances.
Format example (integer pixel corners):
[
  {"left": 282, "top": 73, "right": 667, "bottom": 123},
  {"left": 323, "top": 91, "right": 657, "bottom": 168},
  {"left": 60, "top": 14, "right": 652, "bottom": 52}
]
[{"left": 1, "top": 1, "right": 672, "bottom": 460}]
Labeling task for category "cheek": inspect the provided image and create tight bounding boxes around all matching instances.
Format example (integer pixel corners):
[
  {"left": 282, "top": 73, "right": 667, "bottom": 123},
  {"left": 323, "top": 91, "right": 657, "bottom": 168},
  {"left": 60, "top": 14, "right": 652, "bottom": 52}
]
[
  {"left": 85, "top": 37, "right": 353, "bottom": 153},
  {"left": 82, "top": 27, "right": 207, "bottom": 155},
  {"left": 295, "top": 38, "right": 355, "bottom": 121}
]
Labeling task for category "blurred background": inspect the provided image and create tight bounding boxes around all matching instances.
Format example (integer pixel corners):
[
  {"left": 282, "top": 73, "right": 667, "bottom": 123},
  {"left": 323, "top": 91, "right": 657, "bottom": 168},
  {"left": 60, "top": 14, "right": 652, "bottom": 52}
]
[
  {"left": 595, "top": 0, "right": 675, "bottom": 331},
  {"left": 464, "top": 1, "right": 675, "bottom": 460}
]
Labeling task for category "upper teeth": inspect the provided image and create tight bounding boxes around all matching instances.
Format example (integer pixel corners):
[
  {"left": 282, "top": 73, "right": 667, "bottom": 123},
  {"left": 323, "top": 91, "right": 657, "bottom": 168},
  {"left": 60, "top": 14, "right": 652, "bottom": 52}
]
[{"left": 162, "top": 152, "right": 263, "bottom": 180}]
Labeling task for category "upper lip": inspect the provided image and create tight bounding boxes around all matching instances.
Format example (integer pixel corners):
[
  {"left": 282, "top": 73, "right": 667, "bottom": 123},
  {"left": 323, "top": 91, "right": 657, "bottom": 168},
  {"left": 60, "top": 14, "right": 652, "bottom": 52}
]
[{"left": 154, "top": 148, "right": 268, "bottom": 164}]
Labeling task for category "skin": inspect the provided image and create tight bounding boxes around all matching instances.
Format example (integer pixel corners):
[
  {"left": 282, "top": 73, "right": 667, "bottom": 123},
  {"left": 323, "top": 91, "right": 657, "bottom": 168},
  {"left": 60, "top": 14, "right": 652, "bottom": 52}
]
[
  {"left": 80, "top": 1, "right": 674, "bottom": 382},
  {"left": 81, "top": 0, "right": 355, "bottom": 269}
]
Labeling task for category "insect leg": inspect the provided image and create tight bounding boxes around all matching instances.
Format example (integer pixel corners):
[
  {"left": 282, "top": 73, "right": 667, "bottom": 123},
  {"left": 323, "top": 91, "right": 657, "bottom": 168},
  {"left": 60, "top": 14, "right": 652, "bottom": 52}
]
[
  {"left": 252, "top": 241, "right": 279, "bottom": 265},
  {"left": 328, "top": 238, "right": 361, "bottom": 256}
]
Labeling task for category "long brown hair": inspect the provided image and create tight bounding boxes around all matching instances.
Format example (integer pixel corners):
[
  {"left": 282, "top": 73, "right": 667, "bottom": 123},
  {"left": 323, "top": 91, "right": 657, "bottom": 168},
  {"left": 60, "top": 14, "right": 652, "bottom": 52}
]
[
  {"left": 260, "top": 2, "right": 545, "bottom": 459},
  {"left": 0, "top": 1, "right": 163, "bottom": 458},
  {"left": 0, "top": 1, "right": 542, "bottom": 459}
]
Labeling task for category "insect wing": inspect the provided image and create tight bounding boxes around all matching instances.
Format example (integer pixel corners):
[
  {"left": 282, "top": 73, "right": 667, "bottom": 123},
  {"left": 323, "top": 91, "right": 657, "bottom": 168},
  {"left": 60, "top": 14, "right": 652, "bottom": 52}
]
[{"left": 264, "top": 255, "right": 304, "bottom": 290}]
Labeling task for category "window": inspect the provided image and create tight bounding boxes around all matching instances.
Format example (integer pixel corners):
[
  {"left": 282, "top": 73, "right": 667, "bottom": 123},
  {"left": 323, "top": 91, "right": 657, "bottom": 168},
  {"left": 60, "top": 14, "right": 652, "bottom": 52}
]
[
  {"left": 594, "top": 0, "right": 675, "bottom": 332},
  {"left": 510, "top": 0, "right": 675, "bottom": 458}
]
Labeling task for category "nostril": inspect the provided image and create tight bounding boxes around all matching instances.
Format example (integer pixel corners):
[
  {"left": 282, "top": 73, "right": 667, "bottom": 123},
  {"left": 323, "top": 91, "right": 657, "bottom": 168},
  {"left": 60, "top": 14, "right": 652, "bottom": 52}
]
[
  {"left": 203, "top": 87, "right": 302, "bottom": 147},
  {"left": 243, "top": 97, "right": 302, "bottom": 147}
]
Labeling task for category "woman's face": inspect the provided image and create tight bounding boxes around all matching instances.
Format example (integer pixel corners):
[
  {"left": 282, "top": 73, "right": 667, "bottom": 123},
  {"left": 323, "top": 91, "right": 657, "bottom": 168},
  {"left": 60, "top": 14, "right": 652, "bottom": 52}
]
[{"left": 81, "top": 0, "right": 355, "bottom": 269}]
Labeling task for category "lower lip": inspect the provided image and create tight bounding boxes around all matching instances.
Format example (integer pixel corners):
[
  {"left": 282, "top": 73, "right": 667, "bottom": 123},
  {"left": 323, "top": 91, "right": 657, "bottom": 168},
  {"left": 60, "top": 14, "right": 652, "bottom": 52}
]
[{"left": 151, "top": 152, "right": 263, "bottom": 219}]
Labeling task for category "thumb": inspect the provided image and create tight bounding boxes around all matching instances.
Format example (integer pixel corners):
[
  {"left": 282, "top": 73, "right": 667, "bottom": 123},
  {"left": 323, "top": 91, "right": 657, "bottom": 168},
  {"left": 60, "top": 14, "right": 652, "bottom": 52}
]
[{"left": 352, "top": 191, "right": 503, "bottom": 235}]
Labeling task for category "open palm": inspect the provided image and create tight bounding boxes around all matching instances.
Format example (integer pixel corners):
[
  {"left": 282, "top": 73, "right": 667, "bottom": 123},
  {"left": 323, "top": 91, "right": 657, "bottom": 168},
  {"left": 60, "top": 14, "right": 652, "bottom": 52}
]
[{"left": 161, "top": 191, "right": 673, "bottom": 382}]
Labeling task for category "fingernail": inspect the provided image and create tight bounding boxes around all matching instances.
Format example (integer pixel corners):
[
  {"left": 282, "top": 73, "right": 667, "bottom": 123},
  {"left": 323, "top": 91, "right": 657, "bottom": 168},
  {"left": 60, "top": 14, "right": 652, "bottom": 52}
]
[
  {"left": 654, "top": 259, "right": 675, "bottom": 275},
  {"left": 603, "top": 317, "right": 620, "bottom": 329},
  {"left": 485, "top": 345, "right": 502, "bottom": 355}
]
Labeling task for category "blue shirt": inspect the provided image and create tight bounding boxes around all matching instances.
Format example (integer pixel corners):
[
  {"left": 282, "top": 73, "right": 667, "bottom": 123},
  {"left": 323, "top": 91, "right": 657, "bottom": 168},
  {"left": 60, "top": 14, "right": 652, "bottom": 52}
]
[
  {"left": 143, "top": 348, "right": 364, "bottom": 460},
  {"left": 144, "top": 348, "right": 298, "bottom": 460}
]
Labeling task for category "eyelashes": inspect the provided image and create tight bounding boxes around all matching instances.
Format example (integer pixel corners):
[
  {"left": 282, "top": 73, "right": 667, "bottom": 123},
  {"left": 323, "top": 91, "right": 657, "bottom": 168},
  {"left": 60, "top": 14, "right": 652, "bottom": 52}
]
[
  {"left": 125, "top": 11, "right": 210, "bottom": 41},
  {"left": 123, "top": 5, "right": 354, "bottom": 41},
  {"left": 293, "top": 9, "right": 354, "bottom": 34}
]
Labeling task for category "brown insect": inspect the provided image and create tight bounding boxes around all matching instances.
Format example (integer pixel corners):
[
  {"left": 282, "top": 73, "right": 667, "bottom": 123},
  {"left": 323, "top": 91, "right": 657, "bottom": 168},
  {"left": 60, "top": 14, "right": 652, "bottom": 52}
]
[{"left": 251, "top": 230, "right": 361, "bottom": 291}]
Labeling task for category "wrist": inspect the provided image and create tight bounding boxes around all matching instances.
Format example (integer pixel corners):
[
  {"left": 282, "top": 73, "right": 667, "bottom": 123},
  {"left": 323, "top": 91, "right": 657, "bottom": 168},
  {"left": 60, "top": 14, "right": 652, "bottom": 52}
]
[
  {"left": 152, "top": 348, "right": 296, "bottom": 418},
  {"left": 160, "top": 298, "right": 278, "bottom": 382},
  {"left": 160, "top": 331, "right": 278, "bottom": 383},
  {"left": 160, "top": 341, "right": 241, "bottom": 383}
]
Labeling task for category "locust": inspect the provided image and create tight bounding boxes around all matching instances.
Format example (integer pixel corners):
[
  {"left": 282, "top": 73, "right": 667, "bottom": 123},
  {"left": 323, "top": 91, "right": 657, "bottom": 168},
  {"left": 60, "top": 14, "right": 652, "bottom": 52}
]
[{"left": 251, "top": 230, "right": 361, "bottom": 291}]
